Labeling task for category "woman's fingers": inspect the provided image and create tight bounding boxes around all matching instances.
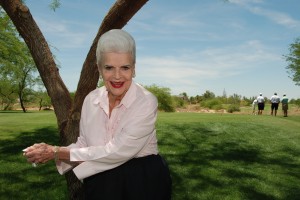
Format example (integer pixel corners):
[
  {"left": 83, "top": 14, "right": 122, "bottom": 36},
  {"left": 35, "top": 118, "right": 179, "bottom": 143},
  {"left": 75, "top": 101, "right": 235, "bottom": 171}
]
[{"left": 23, "top": 143, "right": 54, "bottom": 164}]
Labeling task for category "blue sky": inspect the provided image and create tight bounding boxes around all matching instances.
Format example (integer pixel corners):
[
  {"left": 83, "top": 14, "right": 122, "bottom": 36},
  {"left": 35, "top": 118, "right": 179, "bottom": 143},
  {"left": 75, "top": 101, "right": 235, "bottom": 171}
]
[{"left": 25, "top": 0, "right": 300, "bottom": 99}]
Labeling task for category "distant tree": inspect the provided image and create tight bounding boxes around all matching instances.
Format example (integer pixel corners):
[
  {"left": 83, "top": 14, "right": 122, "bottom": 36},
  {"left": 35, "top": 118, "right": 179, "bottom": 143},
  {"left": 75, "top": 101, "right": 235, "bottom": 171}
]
[
  {"left": 202, "top": 90, "right": 215, "bottom": 99},
  {"left": 145, "top": 84, "right": 175, "bottom": 112},
  {"left": 195, "top": 95, "right": 202, "bottom": 103},
  {"left": 294, "top": 98, "right": 300, "bottom": 109},
  {"left": 0, "top": 78, "right": 17, "bottom": 110},
  {"left": 218, "top": 88, "right": 227, "bottom": 104},
  {"left": 0, "top": 9, "right": 38, "bottom": 112},
  {"left": 179, "top": 92, "right": 189, "bottom": 101},
  {"left": 241, "top": 96, "right": 251, "bottom": 106},
  {"left": 189, "top": 95, "right": 202, "bottom": 104},
  {"left": 227, "top": 93, "right": 241, "bottom": 104},
  {"left": 189, "top": 96, "right": 196, "bottom": 104},
  {"left": 284, "top": 37, "right": 300, "bottom": 86},
  {"left": 173, "top": 95, "right": 186, "bottom": 108},
  {"left": 222, "top": 88, "right": 227, "bottom": 98},
  {"left": 35, "top": 90, "right": 52, "bottom": 110}
]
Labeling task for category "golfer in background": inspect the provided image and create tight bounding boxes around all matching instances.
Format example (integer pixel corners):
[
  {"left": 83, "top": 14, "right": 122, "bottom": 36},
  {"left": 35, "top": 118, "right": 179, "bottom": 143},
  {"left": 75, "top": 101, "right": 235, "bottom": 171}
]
[
  {"left": 270, "top": 92, "right": 280, "bottom": 116},
  {"left": 257, "top": 93, "right": 265, "bottom": 115},
  {"left": 252, "top": 99, "right": 258, "bottom": 115},
  {"left": 281, "top": 94, "right": 289, "bottom": 117}
]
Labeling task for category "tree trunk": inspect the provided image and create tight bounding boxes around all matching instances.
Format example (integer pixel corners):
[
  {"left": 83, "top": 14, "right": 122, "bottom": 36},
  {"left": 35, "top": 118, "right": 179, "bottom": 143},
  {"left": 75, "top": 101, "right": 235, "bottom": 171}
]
[
  {"left": 0, "top": 0, "right": 148, "bottom": 199},
  {"left": 38, "top": 98, "right": 42, "bottom": 111},
  {"left": 18, "top": 90, "right": 26, "bottom": 112},
  {"left": 18, "top": 72, "right": 28, "bottom": 113}
]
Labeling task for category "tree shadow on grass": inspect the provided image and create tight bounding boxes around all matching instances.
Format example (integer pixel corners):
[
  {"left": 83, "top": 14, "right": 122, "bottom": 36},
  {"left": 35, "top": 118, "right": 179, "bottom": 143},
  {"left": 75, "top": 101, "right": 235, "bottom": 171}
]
[
  {"left": 0, "top": 126, "right": 60, "bottom": 155},
  {"left": 0, "top": 126, "right": 67, "bottom": 199},
  {"left": 157, "top": 123, "right": 300, "bottom": 200}
]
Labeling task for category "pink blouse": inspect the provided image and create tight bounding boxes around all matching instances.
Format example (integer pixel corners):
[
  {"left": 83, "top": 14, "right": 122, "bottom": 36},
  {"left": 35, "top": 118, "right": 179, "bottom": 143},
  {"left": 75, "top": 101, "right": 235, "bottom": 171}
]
[{"left": 57, "top": 82, "right": 158, "bottom": 180}]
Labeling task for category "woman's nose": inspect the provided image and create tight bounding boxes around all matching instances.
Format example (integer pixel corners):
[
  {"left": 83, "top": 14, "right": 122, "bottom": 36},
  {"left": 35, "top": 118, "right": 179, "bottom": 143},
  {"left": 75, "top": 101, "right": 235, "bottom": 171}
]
[{"left": 114, "top": 69, "right": 121, "bottom": 79}]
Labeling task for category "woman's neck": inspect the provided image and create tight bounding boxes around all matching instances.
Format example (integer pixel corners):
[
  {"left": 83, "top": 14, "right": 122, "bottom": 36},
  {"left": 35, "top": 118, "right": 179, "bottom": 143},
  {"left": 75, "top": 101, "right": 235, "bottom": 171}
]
[
  {"left": 108, "top": 93, "right": 123, "bottom": 116},
  {"left": 109, "top": 98, "right": 121, "bottom": 108}
]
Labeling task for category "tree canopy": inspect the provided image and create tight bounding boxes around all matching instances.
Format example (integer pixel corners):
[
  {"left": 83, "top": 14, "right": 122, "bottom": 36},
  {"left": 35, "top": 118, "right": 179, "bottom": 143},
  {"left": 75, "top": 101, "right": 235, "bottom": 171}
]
[
  {"left": 285, "top": 37, "right": 300, "bottom": 86},
  {"left": 145, "top": 84, "right": 175, "bottom": 112},
  {"left": 0, "top": 9, "right": 39, "bottom": 112}
]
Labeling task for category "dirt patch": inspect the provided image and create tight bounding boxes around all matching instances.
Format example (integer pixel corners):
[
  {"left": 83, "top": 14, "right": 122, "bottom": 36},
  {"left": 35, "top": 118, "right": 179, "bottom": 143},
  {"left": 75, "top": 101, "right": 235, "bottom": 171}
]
[
  {"left": 176, "top": 104, "right": 300, "bottom": 115},
  {"left": 176, "top": 105, "right": 227, "bottom": 114}
]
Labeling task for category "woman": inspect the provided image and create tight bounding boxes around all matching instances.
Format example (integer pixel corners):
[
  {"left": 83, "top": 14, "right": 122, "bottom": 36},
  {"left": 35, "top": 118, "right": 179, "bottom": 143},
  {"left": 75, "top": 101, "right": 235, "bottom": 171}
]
[{"left": 23, "top": 29, "right": 172, "bottom": 200}]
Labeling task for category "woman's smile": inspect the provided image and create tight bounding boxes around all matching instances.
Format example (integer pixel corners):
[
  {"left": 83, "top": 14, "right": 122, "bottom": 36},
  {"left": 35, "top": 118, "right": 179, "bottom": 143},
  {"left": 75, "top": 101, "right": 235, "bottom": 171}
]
[
  {"left": 110, "top": 81, "right": 124, "bottom": 88},
  {"left": 100, "top": 52, "right": 134, "bottom": 99}
]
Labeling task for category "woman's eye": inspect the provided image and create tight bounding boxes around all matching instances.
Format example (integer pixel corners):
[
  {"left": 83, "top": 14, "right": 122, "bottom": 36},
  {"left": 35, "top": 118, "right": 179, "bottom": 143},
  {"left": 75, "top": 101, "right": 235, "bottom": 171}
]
[
  {"left": 121, "top": 66, "right": 130, "bottom": 70},
  {"left": 104, "top": 66, "right": 113, "bottom": 70}
]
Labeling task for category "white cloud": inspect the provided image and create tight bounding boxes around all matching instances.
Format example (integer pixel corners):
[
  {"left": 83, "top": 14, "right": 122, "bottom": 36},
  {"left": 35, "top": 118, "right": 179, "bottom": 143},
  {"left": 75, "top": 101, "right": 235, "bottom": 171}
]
[
  {"left": 228, "top": 0, "right": 264, "bottom": 6},
  {"left": 250, "top": 7, "right": 300, "bottom": 29},
  {"left": 35, "top": 17, "right": 96, "bottom": 49},
  {"left": 229, "top": 0, "right": 300, "bottom": 29},
  {"left": 136, "top": 39, "right": 279, "bottom": 90}
]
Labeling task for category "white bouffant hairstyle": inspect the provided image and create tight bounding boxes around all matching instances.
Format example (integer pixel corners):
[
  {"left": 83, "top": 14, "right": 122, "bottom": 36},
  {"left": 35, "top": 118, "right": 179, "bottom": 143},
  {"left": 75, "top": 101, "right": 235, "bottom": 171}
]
[{"left": 96, "top": 29, "right": 136, "bottom": 68}]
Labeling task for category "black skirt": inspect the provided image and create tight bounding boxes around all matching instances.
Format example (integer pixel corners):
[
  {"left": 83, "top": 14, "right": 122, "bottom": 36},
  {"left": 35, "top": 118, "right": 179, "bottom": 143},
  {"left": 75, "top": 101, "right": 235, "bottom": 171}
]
[{"left": 83, "top": 154, "right": 172, "bottom": 200}]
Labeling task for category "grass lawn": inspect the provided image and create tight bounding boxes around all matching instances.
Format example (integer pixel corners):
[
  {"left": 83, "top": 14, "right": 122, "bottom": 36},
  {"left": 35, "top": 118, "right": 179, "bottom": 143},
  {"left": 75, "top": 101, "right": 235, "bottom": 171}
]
[
  {"left": 0, "top": 111, "right": 300, "bottom": 200},
  {"left": 0, "top": 111, "right": 67, "bottom": 199},
  {"left": 157, "top": 112, "right": 300, "bottom": 200}
]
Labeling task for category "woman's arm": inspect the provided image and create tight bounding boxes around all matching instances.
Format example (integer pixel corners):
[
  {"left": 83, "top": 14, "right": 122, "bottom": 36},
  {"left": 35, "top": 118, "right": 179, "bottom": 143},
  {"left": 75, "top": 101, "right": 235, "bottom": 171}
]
[{"left": 23, "top": 143, "right": 71, "bottom": 164}]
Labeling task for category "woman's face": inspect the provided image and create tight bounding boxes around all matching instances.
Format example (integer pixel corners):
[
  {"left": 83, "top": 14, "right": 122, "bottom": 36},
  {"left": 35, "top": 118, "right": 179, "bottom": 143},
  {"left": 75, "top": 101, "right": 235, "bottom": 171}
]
[{"left": 100, "top": 52, "right": 135, "bottom": 100}]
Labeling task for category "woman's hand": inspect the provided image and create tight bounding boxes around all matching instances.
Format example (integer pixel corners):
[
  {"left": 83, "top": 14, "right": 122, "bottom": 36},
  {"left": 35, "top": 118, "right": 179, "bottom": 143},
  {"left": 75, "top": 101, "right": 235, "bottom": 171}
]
[{"left": 23, "top": 143, "right": 55, "bottom": 164}]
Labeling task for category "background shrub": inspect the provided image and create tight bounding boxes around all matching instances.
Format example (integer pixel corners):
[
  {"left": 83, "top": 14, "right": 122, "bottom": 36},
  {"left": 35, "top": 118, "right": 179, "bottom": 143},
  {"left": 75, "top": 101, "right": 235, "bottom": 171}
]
[
  {"left": 201, "top": 99, "right": 223, "bottom": 110},
  {"left": 145, "top": 84, "right": 175, "bottom": 112},
  {"left": 227, "top": 104, "right": 241, "bottom": 113}
]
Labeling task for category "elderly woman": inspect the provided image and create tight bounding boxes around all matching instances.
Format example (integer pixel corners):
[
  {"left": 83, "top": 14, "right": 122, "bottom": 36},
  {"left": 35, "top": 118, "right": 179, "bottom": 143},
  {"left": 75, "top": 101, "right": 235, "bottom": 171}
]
[{"left": 23, "top": 29, "right": 172, "bottom": 200}]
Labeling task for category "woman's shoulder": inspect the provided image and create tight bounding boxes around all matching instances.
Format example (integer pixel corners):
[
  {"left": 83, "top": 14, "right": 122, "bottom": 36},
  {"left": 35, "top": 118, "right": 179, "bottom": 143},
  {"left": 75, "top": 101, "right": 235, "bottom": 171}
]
[
  {"left": 84, "top": 87, "right": 106, "bottom": 103},
  {"left": 134, "top": 83, "right": 157, "bottom": 103}
]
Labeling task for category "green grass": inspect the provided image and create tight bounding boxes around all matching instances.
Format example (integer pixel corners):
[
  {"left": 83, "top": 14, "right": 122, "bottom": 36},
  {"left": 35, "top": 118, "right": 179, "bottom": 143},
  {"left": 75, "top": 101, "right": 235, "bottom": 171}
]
[
  {"left": 157, "top": 112, "right": 300, "bottom": 200},
  {"left": 0, "top": 111, "right": 300, "bottom": 200},
  {"left": 0, "top": 111, "right": 67, "bottom": 200}
]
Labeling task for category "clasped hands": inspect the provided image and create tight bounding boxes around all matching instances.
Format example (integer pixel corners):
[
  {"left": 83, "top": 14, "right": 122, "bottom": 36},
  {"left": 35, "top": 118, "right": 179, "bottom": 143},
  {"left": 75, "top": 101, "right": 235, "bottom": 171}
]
[{"left": 23, "top": 143, "right": 56, "bottom": 165}]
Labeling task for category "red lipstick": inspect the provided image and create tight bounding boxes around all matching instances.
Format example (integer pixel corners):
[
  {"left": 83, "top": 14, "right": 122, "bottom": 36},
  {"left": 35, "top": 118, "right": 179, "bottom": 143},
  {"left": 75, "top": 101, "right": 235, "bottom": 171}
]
[{"left": 111, "top": 82, "right": 124, "bottom": 88}]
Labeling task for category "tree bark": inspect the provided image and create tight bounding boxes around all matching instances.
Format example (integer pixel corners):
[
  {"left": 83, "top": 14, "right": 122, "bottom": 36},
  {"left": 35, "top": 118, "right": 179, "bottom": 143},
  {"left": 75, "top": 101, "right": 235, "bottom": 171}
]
[{"left": 0, "top": 0, "right": 148, "bottom": 199}]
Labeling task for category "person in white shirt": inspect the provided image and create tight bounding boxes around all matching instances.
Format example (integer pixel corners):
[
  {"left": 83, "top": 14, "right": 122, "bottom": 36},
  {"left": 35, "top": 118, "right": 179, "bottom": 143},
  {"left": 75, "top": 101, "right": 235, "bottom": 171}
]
[
  {"left": 256, "top": 93, "right": 265, "bottom": 115},
  {"left": 252, "top": 99, "right": 258, "bottom": 115},
  {"left": 270, "top": 92, "right": 280, "bottom": 116},
  {"left": 23, "top": 29, "right": 172, "bottom": 200}
]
